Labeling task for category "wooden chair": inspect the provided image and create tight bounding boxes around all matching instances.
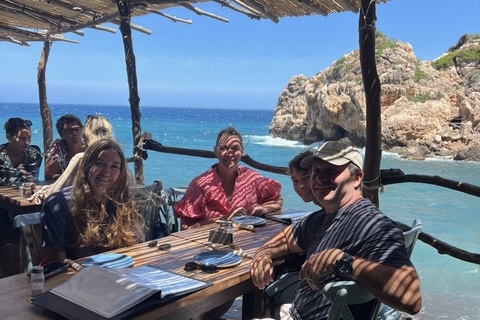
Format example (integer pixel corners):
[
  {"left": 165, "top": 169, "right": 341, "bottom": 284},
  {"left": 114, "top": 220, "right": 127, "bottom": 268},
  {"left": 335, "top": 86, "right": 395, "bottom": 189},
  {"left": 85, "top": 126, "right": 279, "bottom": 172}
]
[
  {"left": 13, "top": 212, "right": 43, "bottom": 272},
  {"left": 130, "top": 182, "right": 186, "bottom": 241},
  {"left": 323, "top": 219, "right": 423, "bottom": 320}
]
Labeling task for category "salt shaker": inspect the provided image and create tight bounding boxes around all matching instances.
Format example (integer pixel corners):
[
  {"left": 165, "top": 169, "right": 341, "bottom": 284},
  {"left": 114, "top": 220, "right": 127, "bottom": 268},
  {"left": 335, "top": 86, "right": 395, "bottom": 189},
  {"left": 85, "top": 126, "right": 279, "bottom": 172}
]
[{"left": 31, "top": 266, "right": 44, "bottom": 297}]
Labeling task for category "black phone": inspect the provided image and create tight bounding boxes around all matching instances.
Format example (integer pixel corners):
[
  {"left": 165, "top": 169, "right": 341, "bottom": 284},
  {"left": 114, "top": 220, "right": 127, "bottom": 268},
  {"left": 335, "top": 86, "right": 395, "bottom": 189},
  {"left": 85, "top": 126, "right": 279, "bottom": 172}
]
[{"left": 27, "top": 261, "right": 69, "bottom": 279}]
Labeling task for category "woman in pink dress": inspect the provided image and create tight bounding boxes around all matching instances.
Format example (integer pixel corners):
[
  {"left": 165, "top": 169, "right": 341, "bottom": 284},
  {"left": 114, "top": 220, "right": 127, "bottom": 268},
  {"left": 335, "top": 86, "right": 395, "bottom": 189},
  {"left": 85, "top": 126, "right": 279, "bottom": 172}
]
[{"left": 174, "top": 127, "right": 283, "bottom": 229}]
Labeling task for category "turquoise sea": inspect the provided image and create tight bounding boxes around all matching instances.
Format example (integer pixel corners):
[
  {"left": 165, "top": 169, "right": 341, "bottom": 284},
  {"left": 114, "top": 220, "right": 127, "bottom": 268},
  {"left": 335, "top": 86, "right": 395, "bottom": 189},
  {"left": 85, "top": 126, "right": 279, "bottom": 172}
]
[{"left": 1, "top": 102, "right": 479, "bottom": 319}]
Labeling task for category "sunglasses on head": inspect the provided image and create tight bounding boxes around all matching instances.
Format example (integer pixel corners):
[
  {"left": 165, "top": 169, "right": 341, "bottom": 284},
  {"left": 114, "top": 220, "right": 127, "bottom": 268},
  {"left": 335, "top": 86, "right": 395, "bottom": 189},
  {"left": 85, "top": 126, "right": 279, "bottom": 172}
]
[
  {"left": 184, "top": 262, "right": 218, "bottom": 273},
  {"left": 5, "top": 118, "right": 32, "bottom": 134}
]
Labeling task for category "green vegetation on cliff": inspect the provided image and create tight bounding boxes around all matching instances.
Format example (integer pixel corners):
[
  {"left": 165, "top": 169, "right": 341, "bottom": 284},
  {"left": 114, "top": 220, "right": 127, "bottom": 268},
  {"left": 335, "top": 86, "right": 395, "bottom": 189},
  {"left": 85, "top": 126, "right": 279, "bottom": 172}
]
[{"left": 431, "top": 34, "right": 480, "bottom": 69}]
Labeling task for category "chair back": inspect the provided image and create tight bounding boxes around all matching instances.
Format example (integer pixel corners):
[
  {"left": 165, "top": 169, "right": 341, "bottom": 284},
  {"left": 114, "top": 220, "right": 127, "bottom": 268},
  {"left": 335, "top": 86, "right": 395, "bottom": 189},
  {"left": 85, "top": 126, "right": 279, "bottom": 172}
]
[
  {"left": 13, "top": 212, "right": 42, "bottom": 272},
  {"left": 403, "top": 218, "right": 422, "bottom": 258},
  {"left": 130, "top": 182, "right": 185, "bottom": 241}
]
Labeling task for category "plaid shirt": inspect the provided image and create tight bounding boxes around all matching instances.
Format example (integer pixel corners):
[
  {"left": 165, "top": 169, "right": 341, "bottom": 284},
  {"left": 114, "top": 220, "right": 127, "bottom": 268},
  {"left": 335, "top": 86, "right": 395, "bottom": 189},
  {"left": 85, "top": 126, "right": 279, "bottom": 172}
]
[{"left": 0, "top": 143, "right": 43, "bottom": 186}]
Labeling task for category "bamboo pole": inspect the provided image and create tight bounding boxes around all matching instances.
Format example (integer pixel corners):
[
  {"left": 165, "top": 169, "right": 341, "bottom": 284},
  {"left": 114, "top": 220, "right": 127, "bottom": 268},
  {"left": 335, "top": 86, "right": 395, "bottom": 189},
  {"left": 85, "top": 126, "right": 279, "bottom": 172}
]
[{"left": 116, "top": 0, "right": 144, "bottom": 184}]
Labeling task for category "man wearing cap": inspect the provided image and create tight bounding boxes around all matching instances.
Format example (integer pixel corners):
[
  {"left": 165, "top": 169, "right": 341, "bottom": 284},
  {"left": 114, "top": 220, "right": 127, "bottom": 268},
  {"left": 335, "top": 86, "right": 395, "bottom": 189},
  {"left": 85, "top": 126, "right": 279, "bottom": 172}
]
[{"left": 250, "top": 141, "right": 422, "bottom": 320}]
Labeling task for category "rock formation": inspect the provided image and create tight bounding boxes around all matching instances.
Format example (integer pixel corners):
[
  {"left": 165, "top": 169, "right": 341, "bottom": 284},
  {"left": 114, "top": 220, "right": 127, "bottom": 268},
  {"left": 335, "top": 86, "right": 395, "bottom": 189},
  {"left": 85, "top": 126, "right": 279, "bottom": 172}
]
[{"left": 269, "top": 33, "right": 480, "bottom": 160}]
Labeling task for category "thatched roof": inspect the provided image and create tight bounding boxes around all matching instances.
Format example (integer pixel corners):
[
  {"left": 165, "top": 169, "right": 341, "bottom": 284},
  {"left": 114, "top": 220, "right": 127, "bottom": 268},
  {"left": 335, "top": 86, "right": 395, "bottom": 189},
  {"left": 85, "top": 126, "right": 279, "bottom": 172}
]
[{"left": 0, "top": 0, "right": 388, "bottom": 46}]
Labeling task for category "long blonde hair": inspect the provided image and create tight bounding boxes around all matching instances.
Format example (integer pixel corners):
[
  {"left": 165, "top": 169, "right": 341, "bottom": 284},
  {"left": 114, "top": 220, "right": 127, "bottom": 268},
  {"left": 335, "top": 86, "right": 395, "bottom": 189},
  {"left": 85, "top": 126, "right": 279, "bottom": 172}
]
[
  {"left": 70, "top": 139, "right": 143, "bottom": 249},
  {"left": 83, "top": 115, "right": 113, "bottom": 146}
]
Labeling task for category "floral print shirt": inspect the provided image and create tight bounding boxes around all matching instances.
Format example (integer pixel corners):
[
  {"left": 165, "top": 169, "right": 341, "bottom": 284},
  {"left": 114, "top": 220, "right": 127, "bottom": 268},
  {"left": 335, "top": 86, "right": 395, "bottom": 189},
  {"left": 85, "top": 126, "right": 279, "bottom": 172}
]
[
  {"left": 45, "top": 139, "right": 74, "bottom": 174},
  {"left": 0, "top": 143, "right": 43, "bottom": 186}
]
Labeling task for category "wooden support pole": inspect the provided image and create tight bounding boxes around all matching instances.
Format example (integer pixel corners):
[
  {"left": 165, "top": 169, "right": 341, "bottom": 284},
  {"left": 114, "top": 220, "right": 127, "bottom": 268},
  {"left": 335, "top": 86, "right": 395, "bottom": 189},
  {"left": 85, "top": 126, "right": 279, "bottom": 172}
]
[
  {"left": 37, "top": 39, "right": 53, "bottom": 168},
  {"left": 116, "top": 0, "right": 144, "bottom": 184},
  {"left": 359, "top": 0, "right": 382, "bottom": 206}
]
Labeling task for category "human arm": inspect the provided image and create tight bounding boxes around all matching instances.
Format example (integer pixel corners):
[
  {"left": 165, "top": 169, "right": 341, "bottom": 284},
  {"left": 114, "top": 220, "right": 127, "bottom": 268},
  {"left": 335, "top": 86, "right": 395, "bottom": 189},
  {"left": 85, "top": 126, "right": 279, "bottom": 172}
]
[
  {"left": 250, "top": 196, "right": 283, "bottom": 216},
  {"left": 44, "top": 157, "right": 61, "bottom": 180},
  {"left": 300, "top": 248, "right": 422, "bottom": 315},
  {"left": 40, "top": 190, "right": 72, "bottom": 263},
  {"left": 250, "top": 225, "right": 303, "bottom": 289},
  {"left": 248, "top": 172, "right": 283, "bottom": 216},
  {"left": 18, "top": 145, "right": 42, "bottom": 182}
]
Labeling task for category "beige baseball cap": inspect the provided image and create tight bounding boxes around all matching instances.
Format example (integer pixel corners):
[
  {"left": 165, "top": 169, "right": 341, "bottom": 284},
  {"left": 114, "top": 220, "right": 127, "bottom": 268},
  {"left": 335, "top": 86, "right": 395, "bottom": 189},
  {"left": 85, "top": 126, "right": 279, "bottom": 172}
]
[{"left": 300, "top": 141, "right": 363, "bottom": 169}]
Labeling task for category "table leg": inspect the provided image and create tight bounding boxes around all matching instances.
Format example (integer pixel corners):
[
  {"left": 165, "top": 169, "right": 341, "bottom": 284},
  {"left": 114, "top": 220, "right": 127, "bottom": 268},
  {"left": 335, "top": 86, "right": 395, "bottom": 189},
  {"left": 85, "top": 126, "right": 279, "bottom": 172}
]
[{"left": 243, "top": 287, "right": 266, "bottom": 319}]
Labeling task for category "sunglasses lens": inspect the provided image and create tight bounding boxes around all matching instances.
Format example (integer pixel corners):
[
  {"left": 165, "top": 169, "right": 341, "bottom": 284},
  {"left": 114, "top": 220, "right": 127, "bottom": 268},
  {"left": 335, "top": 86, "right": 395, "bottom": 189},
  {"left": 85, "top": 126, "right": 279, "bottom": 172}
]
[
  {"left": 158, "top": 244, "right": 171, "bottom": 251},
  {"left": 201, "top": 264, "right": 218, "bottom": 273},
  {"left": 184, "top": 262, "right": 198, "bottom": 272},
  {"left": 148, "top": 240, "right": 158, "bottom": 248}
]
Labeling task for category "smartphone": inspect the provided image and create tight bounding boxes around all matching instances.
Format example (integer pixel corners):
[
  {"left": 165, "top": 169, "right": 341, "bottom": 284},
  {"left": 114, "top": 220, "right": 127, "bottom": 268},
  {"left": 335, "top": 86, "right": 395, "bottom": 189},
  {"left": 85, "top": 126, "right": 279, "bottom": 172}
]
[{"left": 27, "top": 261, "right": 69, "bottom": 279}]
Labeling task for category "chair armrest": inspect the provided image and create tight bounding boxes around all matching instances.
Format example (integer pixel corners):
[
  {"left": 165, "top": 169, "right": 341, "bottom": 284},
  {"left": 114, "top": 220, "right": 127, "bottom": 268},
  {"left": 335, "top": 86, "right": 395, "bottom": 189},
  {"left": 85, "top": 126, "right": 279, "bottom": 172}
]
[{"left": 323, "top": 280, "right": 375, "bottom": 305}]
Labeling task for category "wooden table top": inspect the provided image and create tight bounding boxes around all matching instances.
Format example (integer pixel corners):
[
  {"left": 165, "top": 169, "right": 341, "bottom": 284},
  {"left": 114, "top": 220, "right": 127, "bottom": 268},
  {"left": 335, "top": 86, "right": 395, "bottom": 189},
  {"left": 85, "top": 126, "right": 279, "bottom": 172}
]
[
  {"left": 0, "top": 218, "right": 289, "bottom": 320},
  {"left": 0, "top": 186, "right": 40, "bottom": 207}
]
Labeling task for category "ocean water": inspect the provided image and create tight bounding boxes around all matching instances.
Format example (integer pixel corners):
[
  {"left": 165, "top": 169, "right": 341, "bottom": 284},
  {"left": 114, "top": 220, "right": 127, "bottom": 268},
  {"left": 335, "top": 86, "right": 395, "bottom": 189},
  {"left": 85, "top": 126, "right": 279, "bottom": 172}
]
[{"left": 1, "top": 102, "right": 479, "bottom": 319}]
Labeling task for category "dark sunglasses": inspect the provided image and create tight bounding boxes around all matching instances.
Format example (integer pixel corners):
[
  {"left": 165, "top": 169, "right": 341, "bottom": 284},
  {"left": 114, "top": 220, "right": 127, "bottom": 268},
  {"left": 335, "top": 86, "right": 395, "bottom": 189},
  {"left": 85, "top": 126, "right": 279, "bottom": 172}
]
[
  {"left": 184, "top": 262, "right": 218, "bottom": 273},
  {"left": 63, "top": 127, "right": 82, "bottom": 135},
  {"left": 147, "top": 241, "right": 172, "bottom": 252}
]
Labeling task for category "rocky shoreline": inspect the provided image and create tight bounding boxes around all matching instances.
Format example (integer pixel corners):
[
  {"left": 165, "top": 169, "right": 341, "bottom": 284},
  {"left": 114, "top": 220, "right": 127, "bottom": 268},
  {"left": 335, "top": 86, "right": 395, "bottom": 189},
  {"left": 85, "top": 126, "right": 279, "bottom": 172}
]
[{"left": 269, "top": 33, "right": 480, "bottom": 161}]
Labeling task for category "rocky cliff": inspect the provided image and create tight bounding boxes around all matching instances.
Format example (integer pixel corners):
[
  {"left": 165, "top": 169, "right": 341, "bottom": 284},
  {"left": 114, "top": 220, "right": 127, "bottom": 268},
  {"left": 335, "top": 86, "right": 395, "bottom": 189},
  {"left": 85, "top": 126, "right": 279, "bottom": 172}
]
[{"left": 269, "top": 33, "right": 480, "bottom": 160}]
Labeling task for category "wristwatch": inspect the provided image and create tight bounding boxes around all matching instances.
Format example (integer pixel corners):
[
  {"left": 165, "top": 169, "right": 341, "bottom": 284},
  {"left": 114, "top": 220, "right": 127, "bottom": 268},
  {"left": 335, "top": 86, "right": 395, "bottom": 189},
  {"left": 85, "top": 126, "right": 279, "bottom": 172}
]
[{"left": 333, "top": 252, "right": 353, "bottom": 278}]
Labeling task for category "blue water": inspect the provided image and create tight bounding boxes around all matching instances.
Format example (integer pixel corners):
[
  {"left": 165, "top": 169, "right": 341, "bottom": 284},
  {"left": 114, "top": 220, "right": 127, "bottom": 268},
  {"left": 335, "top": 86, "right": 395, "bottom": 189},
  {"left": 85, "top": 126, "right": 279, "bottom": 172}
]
[{"left": 2, "top": 102, "right": 479, "bottom": 319}]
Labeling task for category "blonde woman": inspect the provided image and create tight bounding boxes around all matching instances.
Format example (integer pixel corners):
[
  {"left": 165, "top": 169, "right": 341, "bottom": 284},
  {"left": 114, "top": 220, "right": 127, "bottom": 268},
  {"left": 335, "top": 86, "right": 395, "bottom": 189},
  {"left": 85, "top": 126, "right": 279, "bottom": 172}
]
[
  {"left": 30, "top": 115, "right": 114, "bottom": 201},
  {"left": 41, "top": 138, "right": 143, "bottom": 262}
]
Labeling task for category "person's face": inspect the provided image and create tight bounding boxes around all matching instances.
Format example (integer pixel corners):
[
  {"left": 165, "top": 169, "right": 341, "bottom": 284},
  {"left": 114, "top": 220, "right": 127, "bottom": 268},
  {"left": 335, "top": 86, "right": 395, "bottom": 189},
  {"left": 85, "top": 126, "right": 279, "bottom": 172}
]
[
  {"left": 7, "top": 128, "right": 31, "bottom": 152},
  {"left": 88, "top": 148, "right": 122, "bottom": 198},
  {"left": 290, "top": 167, "right": 315, "bottom": 203},
  {"left": 60, "top": 122, "right": 83, "bottom": 148},
  {"left": 214, "top": 134, "right": 243, "bottom": 170},
  {"left": 310, "top": 159, "right": 362, "bottom": 212}
]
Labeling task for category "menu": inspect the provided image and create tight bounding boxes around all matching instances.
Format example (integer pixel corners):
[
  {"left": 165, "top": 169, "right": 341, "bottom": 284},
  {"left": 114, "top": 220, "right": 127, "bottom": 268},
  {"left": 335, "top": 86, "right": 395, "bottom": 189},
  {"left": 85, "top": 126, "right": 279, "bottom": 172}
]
[{"left": 33, "top": 264, "right": 211, "bottom": 320}]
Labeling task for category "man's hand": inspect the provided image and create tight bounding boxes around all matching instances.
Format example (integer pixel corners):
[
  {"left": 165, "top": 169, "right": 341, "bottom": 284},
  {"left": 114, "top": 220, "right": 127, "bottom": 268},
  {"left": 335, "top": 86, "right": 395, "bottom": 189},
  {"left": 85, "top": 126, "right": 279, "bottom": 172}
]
[
  {"left": 250, "top": 251, "right": 274, "bottom": 290},
  {"left": 299, "top": 248, "right": 344, "bottom": 290}
]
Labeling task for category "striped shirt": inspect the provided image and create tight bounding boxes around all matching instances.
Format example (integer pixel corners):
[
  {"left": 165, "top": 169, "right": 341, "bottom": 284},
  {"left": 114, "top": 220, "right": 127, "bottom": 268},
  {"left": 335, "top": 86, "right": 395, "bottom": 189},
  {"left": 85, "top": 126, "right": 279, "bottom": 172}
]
[
  {"left": 290, "top": 197, "right": 411, "bottom": 320},
  {"left": 174, "top": 164, "right": 282, "bottom": 226}
]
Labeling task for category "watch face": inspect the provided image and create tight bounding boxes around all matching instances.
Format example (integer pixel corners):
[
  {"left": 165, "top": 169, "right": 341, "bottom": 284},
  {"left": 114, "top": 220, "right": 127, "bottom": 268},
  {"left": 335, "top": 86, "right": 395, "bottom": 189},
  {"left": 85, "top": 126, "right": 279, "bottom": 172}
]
[{"left": 336, "top": 260, "right": 353, "bottom": 275}]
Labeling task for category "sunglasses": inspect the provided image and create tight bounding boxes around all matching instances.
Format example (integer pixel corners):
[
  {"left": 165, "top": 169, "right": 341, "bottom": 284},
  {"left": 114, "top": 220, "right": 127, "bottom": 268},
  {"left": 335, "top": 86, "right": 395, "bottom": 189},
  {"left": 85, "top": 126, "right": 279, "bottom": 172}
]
[
  {"left": 5, "top": 118, "right": 32, "bottom": 134},
  {"left": 184, "top": 262, "right": 218, "bottom": 273},
  {"left": 147, "top": 241, "right": 172, "bottom": 252},
  {"left": 63, "top": 127, "right": 82, "bottom": 135}
]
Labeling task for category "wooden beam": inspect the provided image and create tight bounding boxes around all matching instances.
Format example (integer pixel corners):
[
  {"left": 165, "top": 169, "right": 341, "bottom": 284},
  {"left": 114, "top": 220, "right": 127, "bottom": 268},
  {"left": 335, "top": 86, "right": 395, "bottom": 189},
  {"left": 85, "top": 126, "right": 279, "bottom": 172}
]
[
  {"left": 212, "top": 0, "right": 261, "bottom": 20},
  {"left": 233, "top": 0, "right": 279, "bottom": 23},
  {"left": 359, "top": 0, "right": 381, "bottom": 206},
  {"left": 37, "top": 40, "right": 53, "bottom": 162},
  {"left": 143, "top": 8, "right": 193, "bottom": 24},
  {"left": 179, "top": 3, "right": 229, "bottom": 23},
  {"left": 116, "top": 0, "right": 144, "bottom": 184}
]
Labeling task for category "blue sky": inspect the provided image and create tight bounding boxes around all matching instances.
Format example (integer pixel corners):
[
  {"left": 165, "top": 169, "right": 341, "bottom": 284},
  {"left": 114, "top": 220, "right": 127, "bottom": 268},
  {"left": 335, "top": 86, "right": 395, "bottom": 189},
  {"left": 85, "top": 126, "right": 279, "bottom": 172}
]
[{"left": 0, "top": 0, "right": 478, "bottom": 110}]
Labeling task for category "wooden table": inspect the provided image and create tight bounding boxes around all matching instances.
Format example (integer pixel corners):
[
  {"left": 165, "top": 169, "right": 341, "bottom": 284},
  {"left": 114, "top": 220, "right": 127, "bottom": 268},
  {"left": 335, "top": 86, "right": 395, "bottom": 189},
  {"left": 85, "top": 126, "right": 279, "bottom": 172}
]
[
  {"left": 0, "top": 186, "right": 43, "bottom": 278},
  {"left": 0, "top": 219, "right": 288, "bottom": 320},
  {"left": 0, "top": 186, "right": 42, "bottom": 219}
]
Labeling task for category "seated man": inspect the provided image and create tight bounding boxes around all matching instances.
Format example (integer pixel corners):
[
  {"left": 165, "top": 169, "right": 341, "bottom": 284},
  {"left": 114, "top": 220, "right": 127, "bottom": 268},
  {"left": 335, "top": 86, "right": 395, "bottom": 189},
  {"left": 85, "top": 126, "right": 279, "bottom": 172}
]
[{"left": 250, "top": 140, "right": 422, "bottom": 320}]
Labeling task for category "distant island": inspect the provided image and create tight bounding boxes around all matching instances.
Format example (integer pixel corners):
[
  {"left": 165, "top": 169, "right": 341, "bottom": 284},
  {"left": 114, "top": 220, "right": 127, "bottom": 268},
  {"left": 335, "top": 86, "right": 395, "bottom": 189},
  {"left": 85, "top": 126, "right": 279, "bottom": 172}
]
[{"left": 270, "top": 33, "right": 480, "bottom": 161}]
